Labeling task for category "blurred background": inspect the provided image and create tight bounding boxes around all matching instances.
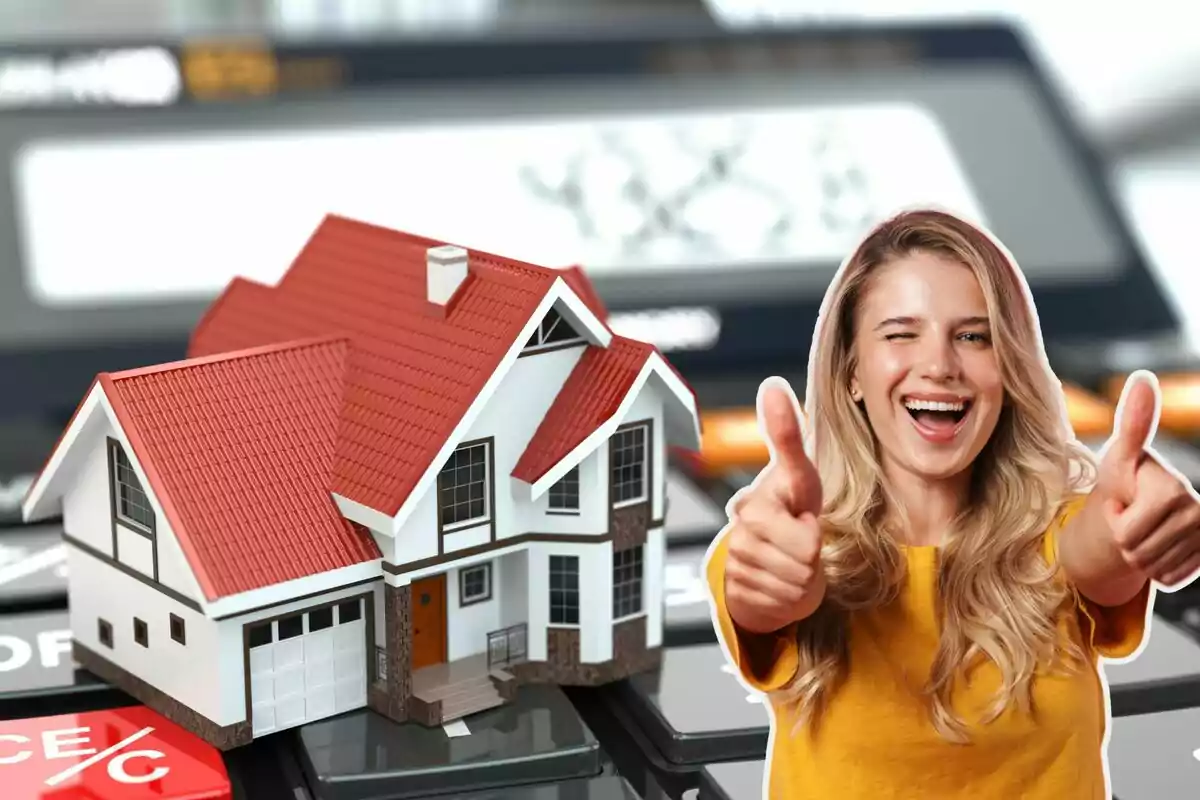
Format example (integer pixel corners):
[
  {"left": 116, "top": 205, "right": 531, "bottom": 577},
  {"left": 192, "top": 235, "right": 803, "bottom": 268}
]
[
  {"left": 1, "top": 0, "right": 1199, "bottom": 558},
  {"left": 2, "top": 3, "right": 1200, "bottom": 797}
]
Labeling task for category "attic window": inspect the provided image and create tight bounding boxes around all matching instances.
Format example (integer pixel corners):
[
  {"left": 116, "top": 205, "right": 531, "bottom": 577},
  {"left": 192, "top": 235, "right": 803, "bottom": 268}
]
[
  {"left": 109, "top": 441, "right": 155, "bottom": 534},
  {"left": 524, "top": 308, "right": 583, "bottom": 353}
]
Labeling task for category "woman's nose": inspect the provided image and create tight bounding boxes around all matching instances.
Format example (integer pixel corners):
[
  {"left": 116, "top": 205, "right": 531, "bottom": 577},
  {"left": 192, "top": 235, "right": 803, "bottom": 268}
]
[{"left": 918, "top": 338, "right": 959, "bottom": 382}]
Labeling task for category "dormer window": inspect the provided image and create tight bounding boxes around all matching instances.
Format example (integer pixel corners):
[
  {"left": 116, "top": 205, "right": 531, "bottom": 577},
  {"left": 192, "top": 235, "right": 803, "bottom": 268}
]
[{"left": 524, "top": 308, "right": 583, "bottom": 354}]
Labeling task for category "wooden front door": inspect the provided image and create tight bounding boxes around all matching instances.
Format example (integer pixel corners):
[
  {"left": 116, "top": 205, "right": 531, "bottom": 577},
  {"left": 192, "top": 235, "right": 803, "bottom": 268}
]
[{"left": 411, "top": 574, "right": 447, "bottom": 670}]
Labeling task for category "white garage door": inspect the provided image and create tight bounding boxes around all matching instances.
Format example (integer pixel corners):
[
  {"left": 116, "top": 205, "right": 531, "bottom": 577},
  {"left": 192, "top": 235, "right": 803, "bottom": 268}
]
[{"left": 247, "top": 596, "right": 368, "bottom": 737}]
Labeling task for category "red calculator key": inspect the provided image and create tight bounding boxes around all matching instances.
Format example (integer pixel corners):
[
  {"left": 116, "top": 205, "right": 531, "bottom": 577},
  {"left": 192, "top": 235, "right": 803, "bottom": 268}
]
[{"left": 0, "top": 705, "right": 231, "bottom": 799}]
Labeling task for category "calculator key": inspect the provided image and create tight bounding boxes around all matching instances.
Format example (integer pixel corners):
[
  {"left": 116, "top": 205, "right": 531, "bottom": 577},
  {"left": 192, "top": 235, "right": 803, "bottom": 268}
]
[
  {"left": 609, "top": 643, "right": 768, "bottom": 766},
  {"left": 1108, "top": 619, "right": 1200, "bottom": 684},
  {"left": 565, "top": 685, "right": 699, "bottom": 800},
  {"left": 1108, "top": 619, "right": 1200, "bottom": 717},
  {"left": 0, "top": 525, "right": 68, "bottom": 608},
  {"left": 456, "top": 775, "right": 643, "bottom": 799},
  {"left": 296, "top": 684, "right": 601, "bottom": 799},
  {"left": 0, "top": 705, "right": 231, "bottom": 799},
  {"left": 663, "top": 546, "right": 717, "bottom": 647},
  {"left": 697, "top": 759, "right": 763, "bottom": 800},
  {"left": 0, "top": 611, "right": 123, "bottom": 719},
  {"left": 664, "top": 471, "right": 724, "bottom": 547},
  {"left": 1108, "top": 706, "right": 1200, "bottom": 799},
  {"left": 0, "top": 472, "right": 36, "bottom": 529}
]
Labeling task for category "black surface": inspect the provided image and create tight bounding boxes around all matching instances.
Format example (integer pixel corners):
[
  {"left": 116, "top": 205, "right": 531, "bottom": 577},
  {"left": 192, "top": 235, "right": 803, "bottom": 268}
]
[
  {"left": 663, "top": 545, "right": 719, "bottom": 648},
  {"left": 0, "top": 470, "right": 40, "bottom": 530},
  {"left": 1104, "top": 619, "right": 1200, "bottom": 718},
  {"left": 224, "top": 732, "right": 319, "bottom": 800},
  {"left": 697, "top": 759, "right": 762, "bottom": 800},
  {"left": 296, "top": 684, "right": 603, "bottom": 800},
  {"left": 566, "top": 684, "right": 699, "bottom": 800},
  {"left": 455, "top": 774, "right": 647, "bottom": 799},
  {"left": 663, "top": 472, "right": 725, "bottom": 548},
  {"left": 1109, "top": 707, "right": 1200, "bottom": 799},
  {"left": 609, "top": 644, "right": 769, "bottom": 766}
]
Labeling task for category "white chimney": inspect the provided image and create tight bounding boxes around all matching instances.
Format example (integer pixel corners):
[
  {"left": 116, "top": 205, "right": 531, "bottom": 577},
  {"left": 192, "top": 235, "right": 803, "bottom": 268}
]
[{"left": 426, "top": 245, "right": 469, "bottom": 306}]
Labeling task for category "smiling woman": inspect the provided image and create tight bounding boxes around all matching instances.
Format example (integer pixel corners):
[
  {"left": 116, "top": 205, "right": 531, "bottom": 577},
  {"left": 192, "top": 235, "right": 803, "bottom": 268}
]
[
  {"left": 847, "top": 249, "right": 1007, "bottom": 486},
  {"left": 702, "top": 208, "right": 1200, "bottom": 800}
]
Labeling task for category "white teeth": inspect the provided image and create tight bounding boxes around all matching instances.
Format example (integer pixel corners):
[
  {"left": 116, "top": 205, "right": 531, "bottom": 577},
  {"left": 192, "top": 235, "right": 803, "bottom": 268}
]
[{"left": 904, "top": 399, "right": 966, "bottom": 412}]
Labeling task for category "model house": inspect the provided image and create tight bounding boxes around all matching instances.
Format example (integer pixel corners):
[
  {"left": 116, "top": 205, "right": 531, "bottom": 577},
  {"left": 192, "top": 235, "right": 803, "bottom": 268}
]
[{"left": 22, "top": 215, "right": 701, "bottom": 750}]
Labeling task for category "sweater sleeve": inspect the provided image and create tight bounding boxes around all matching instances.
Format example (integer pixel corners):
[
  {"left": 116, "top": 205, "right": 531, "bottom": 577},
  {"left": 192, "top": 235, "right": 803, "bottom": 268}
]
[
  {"left": 1044, "top": 494, "right": 1152, "bottom": 659},
  {"left": 705, "top": 530, "right": 801, "bottom": 692}
]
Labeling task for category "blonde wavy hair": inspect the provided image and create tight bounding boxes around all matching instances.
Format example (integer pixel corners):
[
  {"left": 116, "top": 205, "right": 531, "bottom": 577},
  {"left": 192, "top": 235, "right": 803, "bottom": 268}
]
[{"left": 778, "top": 209, "right": 1098, "bottom": 742}]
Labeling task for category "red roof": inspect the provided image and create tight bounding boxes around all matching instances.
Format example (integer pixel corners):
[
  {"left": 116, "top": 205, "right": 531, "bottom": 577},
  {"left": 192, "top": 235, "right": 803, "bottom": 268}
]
[
  {"left": 188, "top": 215, "right": 568, "bottom": 515},
  {"left": 560, "top": 266, "right": 608, "bottom": 321},
  {"left": 102, "top": 337, "right": 382, "bottom": 600},
  {"left": 513, "top": 336, "right": 655, "bottom": 483}
]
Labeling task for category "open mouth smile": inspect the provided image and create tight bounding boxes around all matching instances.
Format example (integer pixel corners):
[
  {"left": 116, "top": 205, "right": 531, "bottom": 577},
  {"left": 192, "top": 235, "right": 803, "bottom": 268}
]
[{"left": 902, "top": 396, "right": 972, "bottom": 443}]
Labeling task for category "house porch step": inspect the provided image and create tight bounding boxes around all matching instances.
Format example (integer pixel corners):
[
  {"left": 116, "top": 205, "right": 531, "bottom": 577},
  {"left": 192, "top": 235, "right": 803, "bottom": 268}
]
[
  {"left": 440, "top": 686, "right": 507, "bottom": 722},
  {"left": 411, "top": 660, "right": 517, "bottom": 724},
  {"left": 414, "top": 665, "right": 515, "bottom": 699},
  {"left": 414, "top": 672, "right": 492, "bottom": 703}
]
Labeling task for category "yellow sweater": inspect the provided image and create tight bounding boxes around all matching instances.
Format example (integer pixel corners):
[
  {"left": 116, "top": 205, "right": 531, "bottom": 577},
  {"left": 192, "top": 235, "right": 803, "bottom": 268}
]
[{"left": 706, "top": 496, "right": 1152, "bottom": 799}]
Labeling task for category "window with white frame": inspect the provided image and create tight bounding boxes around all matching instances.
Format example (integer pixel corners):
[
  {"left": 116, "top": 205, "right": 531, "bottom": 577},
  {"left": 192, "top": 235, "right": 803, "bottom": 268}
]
[
  {"left": 549, "top": 555, "right": 580, "bottom": 625},
  {"left": 438, "top": 440, "right": 490, "bottom": 529},
  {"left": 613, "top": 545, "right": 643, "bottom": 619},
  {"left": 460, "top": 563, "right": 492, "bottom": 606},
  {"left": 524, "top": 307, "right": 583, "bottom": 353},
  {"left": 109, "top": 440, "right": 155, "bottom": 533},
  {"left": 610, "top": 423, "right": 649, "bottom": 506},
  {"left": 548, "top": 466, "right": 580, "bottom": 512}
]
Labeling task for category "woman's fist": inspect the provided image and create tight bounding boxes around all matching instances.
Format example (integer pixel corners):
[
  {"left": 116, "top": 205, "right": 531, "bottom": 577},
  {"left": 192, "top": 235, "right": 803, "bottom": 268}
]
[{"left": 724, "top": 378, "right": 827, "bottom": 633}]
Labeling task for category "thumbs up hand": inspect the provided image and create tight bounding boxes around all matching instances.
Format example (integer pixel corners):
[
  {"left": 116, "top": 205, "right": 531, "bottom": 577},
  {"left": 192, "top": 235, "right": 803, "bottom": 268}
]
[
  {"left": 1095, "top": 371, "right": 1200, "bottom": 588},
  {"left": 723, "top": 377, "right": 827, "bottom": 633}
]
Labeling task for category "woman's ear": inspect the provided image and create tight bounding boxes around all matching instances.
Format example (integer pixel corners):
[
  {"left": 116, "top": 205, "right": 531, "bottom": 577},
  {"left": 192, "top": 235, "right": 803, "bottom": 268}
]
[{"left": 850, "top": 376, "right": 863, "bottom": 403}]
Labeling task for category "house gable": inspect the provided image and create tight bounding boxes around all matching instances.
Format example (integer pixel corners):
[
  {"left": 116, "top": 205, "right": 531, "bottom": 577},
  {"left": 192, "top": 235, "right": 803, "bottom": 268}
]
[
  {"left": 23, "top": 382, "right": 207, "bottom": 607},
  {"left": 525, "top": 352, "right": 700, "bottom": 501},
  {"left": 29, "top": 337, "right": 377, "bottom": 611},
  {"left": 522, "top": 306, "right": 585, "bottom": 355},
  {"left": 333, "top": 277, "right": 613, "bottom": 539}
]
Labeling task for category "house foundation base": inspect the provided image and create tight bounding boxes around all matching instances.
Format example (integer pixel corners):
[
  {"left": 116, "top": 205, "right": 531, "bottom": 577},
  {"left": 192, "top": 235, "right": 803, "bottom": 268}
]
[
  {"left": 74, "top": 642, "right": 253, "bottom": 751},
  {"left": 509, "top": 616, "right": 661, "bottom": 685}
]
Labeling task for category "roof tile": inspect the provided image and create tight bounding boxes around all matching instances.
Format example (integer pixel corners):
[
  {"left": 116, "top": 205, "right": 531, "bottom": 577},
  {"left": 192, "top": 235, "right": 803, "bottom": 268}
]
[
  {"left": 513, "top": 336, "right": 655, "bottom": 483},
  {"left": 189, "top": 215, "right": 563, "bottom": 514},
  {"left": 103, "top": 338, "right": 381, "bottom": 600}
]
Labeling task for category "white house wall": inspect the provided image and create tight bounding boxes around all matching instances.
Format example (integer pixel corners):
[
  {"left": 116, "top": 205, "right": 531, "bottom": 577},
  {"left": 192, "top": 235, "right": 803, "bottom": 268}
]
[
  {"left": 67, "top": 547, "right": 223, "bottom": 723},
  {"left": 372, "top": 581, "right": 385, "bottom": 647},
  {"left": 498, "top": 550, "right": 528, "bottom": 630},
  {"left": 60, "top": 413, "right": 113, "bottom": 557},
  {"left": 446, "top": 560, "right": 503, "bottom": 661},
  {"left": 644, "top": 526, "right": 665, "bottom": 649},
  {"left": 388, "top": 489, "right": 434, "bottom": 565},
  {"left": 392, "top": 334, "right": 585, "bottom": 565},
  {"left": 443, "top": 522, "right": 492, "bottom": 555},
  {"left": 526, "top": 540, "right": 613, "bottom": 663},
  {"left": 214, "top": 580, "right": 381, "bottom": 726},
  {"left": 613, "top": 380, "right": 668, "bottom": 523},
  {"left": 115, "top": 526, "right": 154, "bottom": 576},
  {"left": 523, "top": 447, "right": 607, "bottom": 536},
  {"left": 60, "top": 410, "right": 202, "bottom": 602}
]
